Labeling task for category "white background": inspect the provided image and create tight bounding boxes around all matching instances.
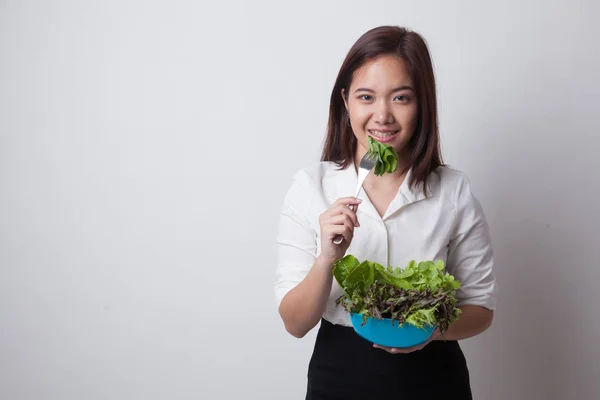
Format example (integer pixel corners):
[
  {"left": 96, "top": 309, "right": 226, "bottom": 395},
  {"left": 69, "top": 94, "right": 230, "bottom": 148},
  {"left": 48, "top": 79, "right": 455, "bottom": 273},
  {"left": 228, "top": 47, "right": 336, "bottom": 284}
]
[{"left": 1, "top": 1, "right": 599, "bottom": 399}]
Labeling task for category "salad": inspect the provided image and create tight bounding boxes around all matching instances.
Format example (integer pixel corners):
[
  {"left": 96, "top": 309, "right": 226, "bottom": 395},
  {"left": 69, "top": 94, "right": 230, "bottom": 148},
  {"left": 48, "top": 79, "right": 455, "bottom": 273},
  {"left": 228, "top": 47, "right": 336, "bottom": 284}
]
[
  {"left": 333, "top": 255, "right": 462, "bottom": 333},
  {"left": 368, "top": 135, "right": 398, "bottom": 176}
]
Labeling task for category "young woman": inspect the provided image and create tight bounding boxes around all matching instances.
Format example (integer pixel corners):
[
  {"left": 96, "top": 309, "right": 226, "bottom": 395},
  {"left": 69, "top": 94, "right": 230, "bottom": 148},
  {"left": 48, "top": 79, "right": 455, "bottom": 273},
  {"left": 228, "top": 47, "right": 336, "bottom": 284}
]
[{"left": 274, "top": 25, "right": 497, "bottom": 400}]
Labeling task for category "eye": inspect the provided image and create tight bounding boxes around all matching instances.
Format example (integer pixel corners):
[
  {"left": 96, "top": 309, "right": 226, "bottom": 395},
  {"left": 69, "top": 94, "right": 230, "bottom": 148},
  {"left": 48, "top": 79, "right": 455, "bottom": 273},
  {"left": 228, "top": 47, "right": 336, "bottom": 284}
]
[
  {"left": 394, "top": 95, "right": 410, "bottom": 102},
  {"left": 358, "top": 95, "right": 373, "bottom": 101}
]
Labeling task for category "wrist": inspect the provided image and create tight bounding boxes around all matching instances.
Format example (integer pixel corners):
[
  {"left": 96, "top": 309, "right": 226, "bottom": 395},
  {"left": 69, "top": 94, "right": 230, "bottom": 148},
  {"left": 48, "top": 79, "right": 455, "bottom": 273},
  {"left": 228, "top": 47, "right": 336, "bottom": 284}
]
[
  {"left": 431, "top": 328, "right": 444, "bottom": 341},
  {"left": 316, "top": 254, "right": 337, "bottom": 269}
]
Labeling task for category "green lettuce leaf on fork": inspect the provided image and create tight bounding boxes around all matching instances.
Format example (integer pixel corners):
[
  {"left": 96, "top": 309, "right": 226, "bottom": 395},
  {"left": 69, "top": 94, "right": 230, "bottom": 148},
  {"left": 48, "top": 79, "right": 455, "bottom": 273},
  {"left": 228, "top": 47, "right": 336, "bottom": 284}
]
[
  {"left": 332, "top": 255, "right": 462, "bottom": 332},
  {"left": 368, "top": 136, "right": 399, "bottom": 176}
]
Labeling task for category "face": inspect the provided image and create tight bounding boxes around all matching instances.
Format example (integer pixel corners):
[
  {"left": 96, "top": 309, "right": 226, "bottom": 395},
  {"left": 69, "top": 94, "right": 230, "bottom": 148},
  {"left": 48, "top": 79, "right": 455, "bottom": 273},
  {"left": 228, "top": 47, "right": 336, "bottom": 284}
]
[{"left": 343, "top": 55, "right": 418, "bottom": 161}]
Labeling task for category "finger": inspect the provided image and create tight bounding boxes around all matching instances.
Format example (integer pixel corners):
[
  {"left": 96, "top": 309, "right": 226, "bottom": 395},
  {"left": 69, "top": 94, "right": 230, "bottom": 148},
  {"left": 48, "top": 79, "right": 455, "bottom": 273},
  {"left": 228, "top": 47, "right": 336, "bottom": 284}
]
[
  {"left": 334, "top": 197, "right": 363, "bottom": 207},
  {"left": 391, "top": 347, "right": 413, "bottom": 354},
  {"left": 326, "top": 214, "right": 356, "bottom": 231},
  {"left": 326, "top": 202, "right": 353, "bottom": 217},
  {"left": 333, "top": 204, "right": 360, "bottom": 227},
  {"left": 378, "top": 346, "right": 397, "bottom": 354},
  {"left": 401, "top": 343, "right": 426, "bottom": 353},
  {"left": 337, "top": 224, "right": 354, "bottom": 243},
  {"left": 320, "top": 208, "right": 354, "bottom": 226},
  {"left": 323, "top": 217, "right": 355, "bottom": 242},
  {"left": 326, "top": 224, "right": 353, "bottom": 243},
  {"left": 330, "top": 204, "right": 359, "bottom": 228},
  {"left": 325, "top": 199, "right": 360, "bottom": 221},
  {"left": 373, "top": 344, "right": 421, "bottom": 354},
  {"left": 373, "top": 344, "right": 394, "bottom": 353}
]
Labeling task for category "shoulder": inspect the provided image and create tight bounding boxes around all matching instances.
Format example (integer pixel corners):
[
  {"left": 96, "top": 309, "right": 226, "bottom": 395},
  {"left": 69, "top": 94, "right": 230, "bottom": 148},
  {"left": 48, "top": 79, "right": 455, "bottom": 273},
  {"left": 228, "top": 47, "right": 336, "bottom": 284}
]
[
  {"left": 432, "top": 165, "right": 470, "bottom": 187},
  {"left": 288, "top": 161, "right": 347, "bottom": 194},
  {"left": 283, "top": 161, "right": 343, "bottom": 203},
  {"left": 429, "top": 166, "right": 476, "bottom": 206},
  {"left": 291, "top": 161, "right": 344, "bottom": 183}
]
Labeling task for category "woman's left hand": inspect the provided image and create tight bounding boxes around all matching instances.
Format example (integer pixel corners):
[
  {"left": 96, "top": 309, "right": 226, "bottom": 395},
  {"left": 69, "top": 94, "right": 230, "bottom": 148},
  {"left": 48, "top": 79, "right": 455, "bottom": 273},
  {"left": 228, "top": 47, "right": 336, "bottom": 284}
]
[{"left": 373, "top": 328, "right": 441, "bottom": 354}]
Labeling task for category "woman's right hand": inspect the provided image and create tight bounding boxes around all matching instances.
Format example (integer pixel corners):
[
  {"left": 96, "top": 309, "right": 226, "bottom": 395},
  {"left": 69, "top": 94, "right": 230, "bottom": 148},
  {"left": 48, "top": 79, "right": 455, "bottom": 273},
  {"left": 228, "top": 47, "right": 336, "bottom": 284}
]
[{"left": 317, "top": 197, "right": 362, "bottom": 264}]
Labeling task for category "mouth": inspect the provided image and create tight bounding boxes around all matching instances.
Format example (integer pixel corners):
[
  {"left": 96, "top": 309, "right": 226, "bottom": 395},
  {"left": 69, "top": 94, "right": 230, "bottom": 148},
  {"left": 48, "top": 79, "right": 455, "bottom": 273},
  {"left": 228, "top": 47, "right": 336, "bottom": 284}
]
[{"left": 368, "top": 130, "right": 399, "bottom": 143}]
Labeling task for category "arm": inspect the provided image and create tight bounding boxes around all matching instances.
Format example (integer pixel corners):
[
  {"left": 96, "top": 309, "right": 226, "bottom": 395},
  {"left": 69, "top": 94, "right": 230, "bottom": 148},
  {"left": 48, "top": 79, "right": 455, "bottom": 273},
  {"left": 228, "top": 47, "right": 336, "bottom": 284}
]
[
  {"left": 274, "top": 173, "right": 361, "bottom": 338},
  {"left": 277, "top": 196, "right": 360, "bottom": 338},
  {"left": 278, "top": 255, "right": 335, "bottom": 338},
  {"left": 433, "top": 305, "right": 493, "bottom": 341},
  {"left": 375, "top": 304, "right": 494, "bottom": 353},
  {"left": 442, "top": 173, "right": 498, "bottom": 340}
]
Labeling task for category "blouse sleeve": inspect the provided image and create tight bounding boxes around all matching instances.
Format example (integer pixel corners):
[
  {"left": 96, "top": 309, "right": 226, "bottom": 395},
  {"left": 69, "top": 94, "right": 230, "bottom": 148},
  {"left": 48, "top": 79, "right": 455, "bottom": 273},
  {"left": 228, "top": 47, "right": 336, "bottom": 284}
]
[
  {"left": 274, "top": 171, "right": 318, "bottom": 309},
  {"left": 447, "top": 174, "right": 498, "bottom": 310}
]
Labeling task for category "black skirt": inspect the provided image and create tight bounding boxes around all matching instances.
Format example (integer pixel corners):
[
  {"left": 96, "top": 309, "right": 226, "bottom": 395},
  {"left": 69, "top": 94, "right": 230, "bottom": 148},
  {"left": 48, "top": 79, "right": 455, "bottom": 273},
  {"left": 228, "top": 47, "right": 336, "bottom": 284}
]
[{"left": 306, "top": 318, "right": 472, "bottom": 400}]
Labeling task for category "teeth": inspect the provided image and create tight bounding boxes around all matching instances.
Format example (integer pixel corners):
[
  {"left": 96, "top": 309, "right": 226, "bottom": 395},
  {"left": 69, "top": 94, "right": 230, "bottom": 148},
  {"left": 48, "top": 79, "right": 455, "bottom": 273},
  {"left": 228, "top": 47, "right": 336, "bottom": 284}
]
[{"left": 370, "top": 130, "right": 397, "bottom": 138}]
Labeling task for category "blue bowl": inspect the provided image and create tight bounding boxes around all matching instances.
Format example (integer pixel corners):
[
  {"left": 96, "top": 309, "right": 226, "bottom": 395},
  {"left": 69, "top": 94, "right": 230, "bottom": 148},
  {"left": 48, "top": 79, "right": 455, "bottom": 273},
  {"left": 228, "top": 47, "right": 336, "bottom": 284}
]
[{"left": 350, "top": 313, "right": 435, "bottom": 348}]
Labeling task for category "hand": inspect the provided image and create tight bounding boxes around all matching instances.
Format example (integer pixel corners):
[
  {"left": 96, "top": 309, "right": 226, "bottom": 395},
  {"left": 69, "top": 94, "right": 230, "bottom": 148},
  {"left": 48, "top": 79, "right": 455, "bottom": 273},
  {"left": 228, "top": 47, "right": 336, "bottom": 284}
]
[
  {"left": 318, "top": 197, "right": 362, "bottom": 263},
  {"left": 373, "top": 328, "right": 441, "bottom": 354}
]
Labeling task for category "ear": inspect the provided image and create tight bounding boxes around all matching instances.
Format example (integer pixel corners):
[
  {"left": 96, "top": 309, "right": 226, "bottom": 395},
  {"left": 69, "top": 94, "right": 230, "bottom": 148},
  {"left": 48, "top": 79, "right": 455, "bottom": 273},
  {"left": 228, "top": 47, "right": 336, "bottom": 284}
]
[{"left": 341, "top": 88, "right": 349, "bottom": 111}]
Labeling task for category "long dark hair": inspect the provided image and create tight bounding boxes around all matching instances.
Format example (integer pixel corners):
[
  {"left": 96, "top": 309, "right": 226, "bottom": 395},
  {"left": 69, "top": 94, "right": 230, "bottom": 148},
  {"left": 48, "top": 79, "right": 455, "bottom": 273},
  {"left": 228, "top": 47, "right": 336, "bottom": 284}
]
[{"left": 321, "top": 26, "right": 443, "bottom": 194}]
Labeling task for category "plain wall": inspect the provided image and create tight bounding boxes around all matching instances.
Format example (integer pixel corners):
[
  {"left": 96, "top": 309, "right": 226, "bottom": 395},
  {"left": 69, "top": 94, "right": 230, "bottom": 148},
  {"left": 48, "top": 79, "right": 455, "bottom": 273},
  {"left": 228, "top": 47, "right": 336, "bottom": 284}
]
[{"left": 1, "top": 1, "right": 599, "bottom": 399}]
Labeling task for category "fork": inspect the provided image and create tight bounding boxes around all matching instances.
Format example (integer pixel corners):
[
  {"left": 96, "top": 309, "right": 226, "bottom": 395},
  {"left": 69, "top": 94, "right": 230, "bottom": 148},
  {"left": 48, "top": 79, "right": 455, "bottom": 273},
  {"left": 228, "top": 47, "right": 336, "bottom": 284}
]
[{"left": 333, "top": 152, "right": 377, "bottom": 244}]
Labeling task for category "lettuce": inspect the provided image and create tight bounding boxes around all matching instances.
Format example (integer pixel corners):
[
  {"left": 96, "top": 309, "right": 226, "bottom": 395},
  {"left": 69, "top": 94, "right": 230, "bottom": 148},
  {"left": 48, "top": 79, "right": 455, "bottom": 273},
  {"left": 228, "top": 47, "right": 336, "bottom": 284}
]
[
  {"left": 368, "top": 136, "right": 399, "bottom": 176},
  {"left": 333, "top": 255, "right": 462, "bottom": 332}
]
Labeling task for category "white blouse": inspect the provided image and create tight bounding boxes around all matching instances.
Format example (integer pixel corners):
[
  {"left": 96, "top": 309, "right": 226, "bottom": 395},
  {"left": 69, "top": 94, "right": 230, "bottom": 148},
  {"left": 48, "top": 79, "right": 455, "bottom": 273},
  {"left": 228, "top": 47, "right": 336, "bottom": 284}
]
[{"left": 274, "top": 161, "right": 497, "bottom": 327}]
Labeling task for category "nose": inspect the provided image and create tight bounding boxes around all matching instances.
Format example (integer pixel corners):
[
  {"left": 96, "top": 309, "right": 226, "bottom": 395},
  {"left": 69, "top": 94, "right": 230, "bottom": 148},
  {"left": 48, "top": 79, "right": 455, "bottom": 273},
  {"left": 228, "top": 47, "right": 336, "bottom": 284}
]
[{"left": 374, "top": 101, "right": 394, "bottom": 124}]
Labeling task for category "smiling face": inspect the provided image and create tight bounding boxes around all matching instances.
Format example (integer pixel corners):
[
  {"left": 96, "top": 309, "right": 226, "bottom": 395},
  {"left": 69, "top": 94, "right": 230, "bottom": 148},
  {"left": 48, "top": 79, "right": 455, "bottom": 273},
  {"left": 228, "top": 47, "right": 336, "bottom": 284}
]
[{"left": 343, "top": 54, "right": 418, "bottom": 163}]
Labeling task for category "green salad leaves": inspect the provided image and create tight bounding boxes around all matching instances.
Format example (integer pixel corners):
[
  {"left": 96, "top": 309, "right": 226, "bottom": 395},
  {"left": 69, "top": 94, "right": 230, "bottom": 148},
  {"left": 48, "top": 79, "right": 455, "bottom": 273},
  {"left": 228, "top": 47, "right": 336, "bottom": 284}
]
[
  {"left": 333, "top": 255, "right": 462, "bottom": 332},
  {"left": 368, "top": 136, "right": 399, "bottom": 176}
]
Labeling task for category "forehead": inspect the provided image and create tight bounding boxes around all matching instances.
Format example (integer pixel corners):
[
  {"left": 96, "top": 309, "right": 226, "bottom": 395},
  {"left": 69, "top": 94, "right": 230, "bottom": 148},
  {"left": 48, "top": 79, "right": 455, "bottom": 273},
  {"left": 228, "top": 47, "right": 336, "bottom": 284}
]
[{"left": 350, "top": 55, "right": 413, "bottom": 89}]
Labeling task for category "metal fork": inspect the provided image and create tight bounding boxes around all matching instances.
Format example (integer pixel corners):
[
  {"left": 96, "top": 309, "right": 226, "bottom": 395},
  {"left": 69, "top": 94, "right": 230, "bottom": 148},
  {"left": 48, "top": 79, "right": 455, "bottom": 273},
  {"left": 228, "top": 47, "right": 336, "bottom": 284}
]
[{"left": 333, "top": 152, "right": 377, "bottom": 244}]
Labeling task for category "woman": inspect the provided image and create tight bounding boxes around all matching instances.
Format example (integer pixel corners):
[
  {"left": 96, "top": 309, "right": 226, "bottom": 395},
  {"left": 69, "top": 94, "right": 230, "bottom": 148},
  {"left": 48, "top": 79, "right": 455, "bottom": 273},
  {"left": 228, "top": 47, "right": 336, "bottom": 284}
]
[{"left": 274, "top": 25, "right": 497, "bottom": 400}]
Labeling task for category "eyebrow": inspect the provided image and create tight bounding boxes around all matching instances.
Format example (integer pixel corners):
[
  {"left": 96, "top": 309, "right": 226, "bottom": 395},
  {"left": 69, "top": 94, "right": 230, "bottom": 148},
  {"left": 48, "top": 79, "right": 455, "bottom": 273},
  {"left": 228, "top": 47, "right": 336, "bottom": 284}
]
[{"left": 354, "top": 86, "right": 415, "bottom": 93}]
